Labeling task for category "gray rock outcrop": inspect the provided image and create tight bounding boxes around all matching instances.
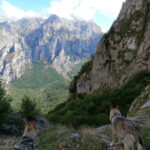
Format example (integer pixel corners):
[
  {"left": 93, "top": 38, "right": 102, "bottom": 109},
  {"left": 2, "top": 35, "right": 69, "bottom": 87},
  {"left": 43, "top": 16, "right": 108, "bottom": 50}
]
[{"left": 73, "top": 0, "right": 150, "bottom": 94}]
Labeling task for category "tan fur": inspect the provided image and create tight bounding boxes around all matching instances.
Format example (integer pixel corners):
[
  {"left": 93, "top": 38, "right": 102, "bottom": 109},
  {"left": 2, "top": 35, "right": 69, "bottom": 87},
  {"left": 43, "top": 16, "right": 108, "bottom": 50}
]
[
  {"left": 13, "top": 121, "right": 37, "bottom": 150},
  {"left": 110, "top": 106, "right": 144, "bottom": 150},
  {"left": 23, "top": 121, "right": 37, "bottom": 139}
]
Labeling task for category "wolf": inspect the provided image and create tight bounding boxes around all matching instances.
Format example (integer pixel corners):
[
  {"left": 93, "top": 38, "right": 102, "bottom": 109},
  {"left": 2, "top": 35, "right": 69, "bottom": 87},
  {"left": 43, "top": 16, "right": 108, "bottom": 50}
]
[
  {"left": 13, "top": 120, "right": 37, "bottom": 150},
  {"left": 109, "top": 106, "right": 145, "bottom": 150}
]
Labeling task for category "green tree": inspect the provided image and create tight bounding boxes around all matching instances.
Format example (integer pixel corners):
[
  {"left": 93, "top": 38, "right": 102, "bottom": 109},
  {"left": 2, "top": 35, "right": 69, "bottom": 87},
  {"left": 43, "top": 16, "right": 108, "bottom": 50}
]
[
  {"left": 20, "top": 95, "right": 40, "bottom": 120},
  {"left": 0, "top": 80, "right": 12, "bottom": 125}
]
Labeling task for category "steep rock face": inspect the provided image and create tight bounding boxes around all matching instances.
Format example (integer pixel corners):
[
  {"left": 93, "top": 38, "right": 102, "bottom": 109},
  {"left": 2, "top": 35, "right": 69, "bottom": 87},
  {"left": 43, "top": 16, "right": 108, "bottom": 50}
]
[
  {"left": 0, "top": 15, "right": 102, "bottom": 82},
  {"left": 75, "top": 0, "right": 150, "bottom": 94},
  {"left": 0, "top": 17, "right": 45, "bottom": 83},
  {"left": 0, "top": 28, "right": 30, "bottom": 83},
  {"left": 25, "top": 15, "right": 102, "bottom": 78}
]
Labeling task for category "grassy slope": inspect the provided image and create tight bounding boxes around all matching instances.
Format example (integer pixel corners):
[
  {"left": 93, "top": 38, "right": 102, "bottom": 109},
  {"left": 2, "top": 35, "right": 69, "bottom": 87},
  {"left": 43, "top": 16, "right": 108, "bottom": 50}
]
[
  {"left": 36, "top": 125, "right": 150, "bottom": 150},
  {"left": 2, "top": 126, "right": 150, "bottom": 150},
  {"left": 8, "top": 62, "right": 69, "bottom": 114},
  {"left": 47, "top": 71, "right": 150, "bottom": 127},
  {"left": 36, "top": 126, "right": 108, "bottom": 150}
]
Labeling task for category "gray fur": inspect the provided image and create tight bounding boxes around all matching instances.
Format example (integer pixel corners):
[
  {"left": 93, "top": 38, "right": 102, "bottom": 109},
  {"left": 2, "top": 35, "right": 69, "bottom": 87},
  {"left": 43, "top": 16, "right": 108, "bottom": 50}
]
[{"left": 110, "top": 108, "right": 145, "bottom": 150}]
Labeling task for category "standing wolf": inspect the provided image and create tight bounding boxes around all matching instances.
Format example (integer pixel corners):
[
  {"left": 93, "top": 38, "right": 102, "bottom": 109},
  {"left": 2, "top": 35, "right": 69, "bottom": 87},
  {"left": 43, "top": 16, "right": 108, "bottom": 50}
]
[{"left": 109, "top": 106, "right": 145, "bottom": 150}]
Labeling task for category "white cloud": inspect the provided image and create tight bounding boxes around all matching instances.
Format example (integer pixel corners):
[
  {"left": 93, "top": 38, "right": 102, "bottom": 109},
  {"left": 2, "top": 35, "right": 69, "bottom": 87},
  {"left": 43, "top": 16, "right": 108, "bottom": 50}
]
[
  {"left": 0, "top": 0, "right": 125, "bottom": 31},
  {"left": 0, "top": 0, "right": 125, "bottom": 20},
  {"left": 0, "top": 1, "right": 38, "bottom": 19},
  {"left": 47, "top": 0, "right": 125, "bottom": 20}
]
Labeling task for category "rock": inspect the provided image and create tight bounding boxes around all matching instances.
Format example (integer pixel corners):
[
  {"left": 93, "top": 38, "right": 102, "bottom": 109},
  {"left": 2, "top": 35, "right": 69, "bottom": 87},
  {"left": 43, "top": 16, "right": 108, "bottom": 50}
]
[
  {"left": 69, "top": 132, "right": 81, "bottom": 143},
  {"left": 96, "top": 124, "right": 112, "bottom": 133},
  {"left": 128, "top": 85, "right": 150, "bottom": 126},
  {"left": 108, "top": 144, "right": 124, "bottom": 150},
  {"left": 73, "top": 0, "right": 150, "bottom": 95},
  {"left": 58, "top": 132, "right": 82, "bottom": 150},
  {"left": 36, "top": 117, "right": 50, "bottom": 133},
  {"left": 141, "top": 100, "right": 150, "bottom": 109},
  {"left": 0, "top": 124, "right": 22, "bottom": 135}
]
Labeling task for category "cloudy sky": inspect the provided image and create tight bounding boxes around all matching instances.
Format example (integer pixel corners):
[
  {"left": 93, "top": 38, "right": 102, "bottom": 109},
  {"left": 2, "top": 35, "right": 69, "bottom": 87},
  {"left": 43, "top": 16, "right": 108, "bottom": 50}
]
[{"left": 0, "top": 0, "right": 125, "bottom": 32}]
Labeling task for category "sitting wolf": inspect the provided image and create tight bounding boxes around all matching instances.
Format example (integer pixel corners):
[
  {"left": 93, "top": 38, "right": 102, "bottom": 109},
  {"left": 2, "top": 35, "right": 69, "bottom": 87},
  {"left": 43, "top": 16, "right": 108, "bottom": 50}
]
[
  {"left": 109, "top": 106, "right": 145, "bottom": 150},
  {"left": 13, "top": 120, "right": 37, "bottom": 150}
]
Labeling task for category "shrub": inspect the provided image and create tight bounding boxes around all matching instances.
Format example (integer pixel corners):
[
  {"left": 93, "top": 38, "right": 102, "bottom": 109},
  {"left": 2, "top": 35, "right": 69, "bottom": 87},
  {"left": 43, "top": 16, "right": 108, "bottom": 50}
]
[
  {"left": 0, "top": 80, "right": 12, "bottom": 125},
  {"left": 77, "top": 60, "right": 93, "bottom": 77},
  {"left": 19, "top": 95, "right": 40, "bottom": 120},
  {"left": 47, "top": 71, "right": 150, "bottom": 127},
  {"left": 69, "top": 59, "right": 93, "bottom": 95}
]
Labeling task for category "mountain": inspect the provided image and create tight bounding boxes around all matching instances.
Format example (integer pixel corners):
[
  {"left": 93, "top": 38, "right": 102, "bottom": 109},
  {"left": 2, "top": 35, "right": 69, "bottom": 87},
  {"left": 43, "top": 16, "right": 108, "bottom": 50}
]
[
  {"left": 25, "top": 15, "right": 102, "bottom": 78},
  {"left": 0, "top": 17, "right": 45, "bottom": 83},
  {"left": 0, "top": 15, "right": 102, "bottom": 83},
  {"left": 0, "top": 15, "right": 102, "bottom": 112},
  {"left": 71, "top": 0, "right": 150, "bottom": 95}
]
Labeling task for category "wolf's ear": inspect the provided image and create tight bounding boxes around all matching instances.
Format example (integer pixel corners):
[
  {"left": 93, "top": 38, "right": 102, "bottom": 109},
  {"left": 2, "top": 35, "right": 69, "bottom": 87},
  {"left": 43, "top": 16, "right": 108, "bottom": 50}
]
[{"left": 31, "top": 121, "right": 36, "bottom": 129}]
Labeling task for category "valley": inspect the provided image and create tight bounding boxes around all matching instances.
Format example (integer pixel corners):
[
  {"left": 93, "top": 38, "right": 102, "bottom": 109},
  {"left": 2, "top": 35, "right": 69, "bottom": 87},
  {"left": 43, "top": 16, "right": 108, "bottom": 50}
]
[
  {"left": 8, "top": 62, "right": 69, "bottom": 113},
  {"left": 0, "top": 0, "right": 150, "bottom": 149},
  {"left": 0, "top": 15, "right": 102, "bottom": 111}
]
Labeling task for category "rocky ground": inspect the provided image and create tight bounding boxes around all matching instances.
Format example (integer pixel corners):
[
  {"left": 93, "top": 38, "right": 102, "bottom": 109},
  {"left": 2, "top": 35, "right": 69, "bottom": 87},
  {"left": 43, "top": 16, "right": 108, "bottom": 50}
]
[
  {"left": 0, "top": 124, "right": 123, "bottom": 150},
  {"left": 35, "top": 122, "right": 149, "bottom": 150},
  {"left": 1, "top": 90, "right": 150, "bottom": 150},
  {"left": 0, "top": 120, "right": 149, "bottom": 150},
  {"left": 0, "top": 135, "right": 21, "bottom": 150},
  {"left": 0, "top": 117, "right": 50, "bottom": 150}
]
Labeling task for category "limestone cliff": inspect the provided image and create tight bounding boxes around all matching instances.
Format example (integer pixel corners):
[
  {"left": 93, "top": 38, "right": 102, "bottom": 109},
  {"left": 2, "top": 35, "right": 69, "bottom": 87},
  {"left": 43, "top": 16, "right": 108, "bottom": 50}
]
[
  {"left": 73, "top": 0, "right": 150, "bottom": 95},
  {"left": 0, "top": 15, "right": 102, "bottom": 82}
]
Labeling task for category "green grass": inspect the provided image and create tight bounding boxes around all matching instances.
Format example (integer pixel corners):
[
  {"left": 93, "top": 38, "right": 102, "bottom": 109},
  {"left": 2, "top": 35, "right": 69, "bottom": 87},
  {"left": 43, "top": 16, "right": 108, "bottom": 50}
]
[
  {"left": 36, "top": 126, "right": 108, "bottom": 150},
  {"left": 11, "top": 62, "right": 66, "bottom": 89},
  {"left": 141, "top": 127, "right": 150, "bottom": 149},
  {"left": 8, "top": 62, "right": 69, "bottom": 114},
  {"left": 2, "top": 126, "right": 150, "bottom": 150},
  {"left": 47, "top": 71, "right": 150, "bottom": 127}
]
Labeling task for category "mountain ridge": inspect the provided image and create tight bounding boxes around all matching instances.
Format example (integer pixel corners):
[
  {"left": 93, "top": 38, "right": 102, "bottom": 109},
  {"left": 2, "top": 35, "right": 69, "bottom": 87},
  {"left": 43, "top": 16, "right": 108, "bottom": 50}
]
[{"left": 0, "top": 15, "right": 102, "bottom": 82}]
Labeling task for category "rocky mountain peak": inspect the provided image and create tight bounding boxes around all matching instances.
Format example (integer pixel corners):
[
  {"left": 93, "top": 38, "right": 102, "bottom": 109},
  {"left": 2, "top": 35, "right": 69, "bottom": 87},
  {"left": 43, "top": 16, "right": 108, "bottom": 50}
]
[{"left": 46, "top": 14, "right": 60, "bottom": 23}]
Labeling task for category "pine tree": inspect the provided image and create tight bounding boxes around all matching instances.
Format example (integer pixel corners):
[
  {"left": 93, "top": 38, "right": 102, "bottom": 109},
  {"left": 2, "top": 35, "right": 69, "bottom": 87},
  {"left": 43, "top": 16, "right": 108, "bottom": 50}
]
[
  {"left": 0, "top": 80, "right": 12, "bottom": 125},
  {"left": 20, "top": 95, "right": 40, "bottom": 120}
]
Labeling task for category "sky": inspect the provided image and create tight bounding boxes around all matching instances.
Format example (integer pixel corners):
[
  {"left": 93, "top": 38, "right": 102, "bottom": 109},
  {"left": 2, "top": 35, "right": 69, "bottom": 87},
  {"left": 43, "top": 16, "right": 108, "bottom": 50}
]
[{"left": 0, "top": 0, "right": 125, "bottom": 32}]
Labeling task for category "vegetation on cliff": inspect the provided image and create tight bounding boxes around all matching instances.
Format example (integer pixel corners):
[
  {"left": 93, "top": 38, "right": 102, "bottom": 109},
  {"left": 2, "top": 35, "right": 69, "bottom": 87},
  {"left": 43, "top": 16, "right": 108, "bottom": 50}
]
[
  {"left": 9, "top": 62, "right": 69, "bottom": 114},
  {"left": 47, "top": 71, "right": 150, "bottom": 127}
]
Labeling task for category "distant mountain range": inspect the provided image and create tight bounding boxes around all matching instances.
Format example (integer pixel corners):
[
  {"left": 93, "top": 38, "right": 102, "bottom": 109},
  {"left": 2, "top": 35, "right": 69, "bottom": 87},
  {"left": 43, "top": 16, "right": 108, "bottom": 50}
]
[
  {"left": 0, "top": 15, "right": 102, "bottom": 112},
  {"left": 0, "top": 14, "right": 102, "bottom": 82}
]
